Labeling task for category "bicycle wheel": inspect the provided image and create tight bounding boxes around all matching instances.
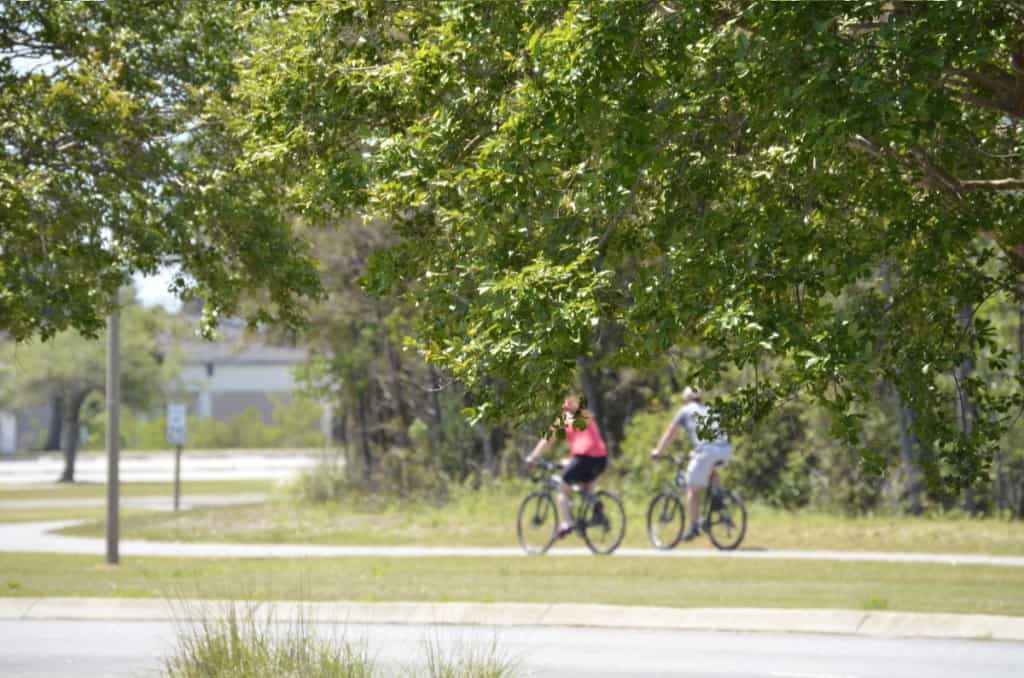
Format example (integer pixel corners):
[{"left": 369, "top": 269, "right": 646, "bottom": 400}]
[
  {"left": 706, "top": 490, "right": 747, "bottom": 550},
  {"left": 517, "top": 491, "right": 558, "bottom": 555},
  {"left": 646, "top": 491, "right": 685, "bottom": 550},
  {"left": 581, "top": 490, "right": 626, "bottom": 555}
]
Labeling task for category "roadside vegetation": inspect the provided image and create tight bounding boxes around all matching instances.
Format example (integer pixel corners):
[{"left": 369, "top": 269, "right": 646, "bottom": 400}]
[{"left": 164, "top": 601, "right": 519, "bottom": 678}]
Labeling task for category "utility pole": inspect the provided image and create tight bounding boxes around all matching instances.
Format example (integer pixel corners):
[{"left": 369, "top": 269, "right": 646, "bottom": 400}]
[{"left": 105, "top": 293, "right": 120, "bottom": 564}]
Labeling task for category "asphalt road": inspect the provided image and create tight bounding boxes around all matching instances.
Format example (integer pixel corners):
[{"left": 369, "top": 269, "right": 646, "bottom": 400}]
[{"left": 1, "top": 620, "right": 1022, "bottom": 677}]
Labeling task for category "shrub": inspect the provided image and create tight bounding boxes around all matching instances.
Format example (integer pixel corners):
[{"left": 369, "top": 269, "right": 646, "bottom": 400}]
[{"left": 84, "top": 396, "right": 324, "bottom": 450}]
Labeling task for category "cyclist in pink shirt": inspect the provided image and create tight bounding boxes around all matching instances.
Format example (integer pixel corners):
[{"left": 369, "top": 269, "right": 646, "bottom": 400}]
[{"left": 525, "top": 395, "right": 609, "bottom": 538}]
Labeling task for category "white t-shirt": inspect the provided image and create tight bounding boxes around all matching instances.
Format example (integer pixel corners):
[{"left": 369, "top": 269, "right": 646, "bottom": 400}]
[{"left": 673, "top": 402, "right": 730, "bottom": 449}]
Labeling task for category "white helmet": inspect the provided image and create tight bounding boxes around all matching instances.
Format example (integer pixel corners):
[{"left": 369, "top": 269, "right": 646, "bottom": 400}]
[{"left": 681, "top": 386, "right": 702, "bottom": 402}]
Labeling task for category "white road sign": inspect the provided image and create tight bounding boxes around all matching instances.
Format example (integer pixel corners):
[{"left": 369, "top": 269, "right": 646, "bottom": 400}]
[{"left": 167, "top": 403, "right": 187, "bottom": 446}]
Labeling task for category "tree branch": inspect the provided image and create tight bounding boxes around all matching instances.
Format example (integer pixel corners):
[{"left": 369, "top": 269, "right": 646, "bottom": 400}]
[
  {"left": 849, "top": 135, "right": 1024, "bottom": 197},
  {"left": 960, "top": 178, "right": 1024, "bottom": 192}
]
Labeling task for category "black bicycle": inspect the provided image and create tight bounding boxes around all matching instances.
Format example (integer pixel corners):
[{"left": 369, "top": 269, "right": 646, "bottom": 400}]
[
  {"left": 647, "top": 455, "right": 747, "bottom": 550},
  {"left": 517, "top": 460, "right": 626, "bottom": 555}
]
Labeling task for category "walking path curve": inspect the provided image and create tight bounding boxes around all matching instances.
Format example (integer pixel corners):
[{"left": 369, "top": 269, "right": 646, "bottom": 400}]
[{"left": 3, "top": 519, "right": 1023, "bottom": 566}]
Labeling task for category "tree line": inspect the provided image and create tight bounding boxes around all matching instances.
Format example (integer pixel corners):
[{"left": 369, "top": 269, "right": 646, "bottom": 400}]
[{"left": 2, "top": 2, "right": 1023, "bottom": 510}]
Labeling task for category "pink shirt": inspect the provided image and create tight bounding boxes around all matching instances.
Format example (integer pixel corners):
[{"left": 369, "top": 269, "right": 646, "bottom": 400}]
[{"left": 566, "top": 419, "right": 608, "bottom": 458}]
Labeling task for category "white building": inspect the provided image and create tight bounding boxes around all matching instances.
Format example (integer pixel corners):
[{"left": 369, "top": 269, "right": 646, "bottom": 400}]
[
  {"left": 0, "top": 321, "right": 326, "bottom": 455},
  {"left": 177, "top": 336, "right": 308, "bottom": 421}
]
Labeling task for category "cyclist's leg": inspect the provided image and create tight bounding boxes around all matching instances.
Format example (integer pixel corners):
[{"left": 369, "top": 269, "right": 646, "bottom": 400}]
[
  {"left": 684, "top": 449, "right": 715, "bottom": 538},
  {"left": 558, "top": 457, "right": 588, "bottom": 532},
  {"left": 686, "top": 485, "right": 702, "bottom": 527},
  {"left": 584, "top": 457, "right": 608, "bottom": 511},
  {"left": 564, "top": 456, "right": 606, "bottom": 517},
  {"left": 556, "top": 481, "right": 572, "bottom": 527}
]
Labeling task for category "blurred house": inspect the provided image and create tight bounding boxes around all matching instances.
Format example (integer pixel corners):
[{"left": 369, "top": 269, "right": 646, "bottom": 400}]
[
  {"left": 175, "top": 322, "right": 309, "bottom": 422},
  {"left": 0, "top": 317, "right": 323, "bottom": 455}
]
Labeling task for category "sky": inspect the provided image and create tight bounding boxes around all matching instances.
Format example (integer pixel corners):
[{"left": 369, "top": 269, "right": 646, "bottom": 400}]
[{"left": 133, "top": 268, "right": 182, "bottom": 312}]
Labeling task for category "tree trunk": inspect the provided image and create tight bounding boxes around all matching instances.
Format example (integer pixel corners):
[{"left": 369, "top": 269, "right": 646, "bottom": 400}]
[
  {"left": 477, "top": 424, "right": 494, "bottom": 480},
  {"left": 896, "top": 401, "right": 923, "bottom": 515},
  {"left": 333, "top": 408, "right": 348, "bottom": 448},
  {"left": 428, "top": 365, "right": 444, "bottom": 452},
  {"left": 357, "top": 391, "right": 373, "bottom": 484},
  {"left": 577, "top": 356, "right": 607, "bottom": 442},
  {"left": 57, "top": 391, "right": 87, "bottom": 483},
  {"left": 44, "top": 394, "right": 63, "bottom": 451},
  {"left": 489, "top": 426, "right": 505, "bottom": 477},
  {"left": 377, "top": 303, "right": 412, "bottom": 443},
  {"left": 881, "top": 260, "right": 922, "bottom": 513},
  {"left": 956, "top": 304, "right": 978, "bottom": 514}
]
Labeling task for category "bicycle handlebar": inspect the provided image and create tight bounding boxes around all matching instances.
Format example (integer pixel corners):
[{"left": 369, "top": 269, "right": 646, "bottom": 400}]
[
  {"left": 524, "top": 458, "right": 561, "bottom": 478},
  {"left": 653, "top": 454, "right": 687, "bottom": 468}
]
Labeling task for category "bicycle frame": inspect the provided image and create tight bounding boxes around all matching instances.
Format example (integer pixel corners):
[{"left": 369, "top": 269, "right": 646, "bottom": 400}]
[
  {"left": 658, "top": 455, "right": 723, "bottom": 523},
  {"left": 532, "top": 461, "right": 598, "bottom": 527}
]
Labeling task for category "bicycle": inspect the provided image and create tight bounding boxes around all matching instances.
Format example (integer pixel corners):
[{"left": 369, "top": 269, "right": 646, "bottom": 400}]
[
  {"left": 516, "top": 459, "right": 626, "bottom": 555},
  {"left": 647, "top": 454, "right": 747, "bottom": 550}
]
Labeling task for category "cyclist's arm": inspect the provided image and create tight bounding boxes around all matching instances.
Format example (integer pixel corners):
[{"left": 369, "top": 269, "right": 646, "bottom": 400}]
[
  {"left": 651, "top": 420, "right": 681, "bottom": 459},
  {"left": 525, "top": 433, "right": 556, "bottom": 465}
]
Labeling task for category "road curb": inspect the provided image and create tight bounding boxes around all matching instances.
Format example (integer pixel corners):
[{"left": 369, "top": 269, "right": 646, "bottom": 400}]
[{"left": 2, "top": 598, "right": 1022, "bottom": 641}]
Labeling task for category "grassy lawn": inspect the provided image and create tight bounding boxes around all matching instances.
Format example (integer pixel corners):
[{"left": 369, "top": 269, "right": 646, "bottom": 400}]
[
  {"left": 2, "top": 552, "right": 1022, "bottom": 616},
  {"left": 0, "top": 479, "right": 277, "bottom": 502},
  {"left": 55, "top": 485, "right": 1024, "bottom": 555}
]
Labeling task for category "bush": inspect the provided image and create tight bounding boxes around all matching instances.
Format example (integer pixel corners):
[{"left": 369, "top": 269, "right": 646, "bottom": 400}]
[
  {"left": 617, "top": 400, "right": 679, "bottom": 497},
  {"left": 293, "top": 454, "right": 351, "bottom": 504},
  {"left": 84, "top": 395, "right": 325, "bottom": 450},
  {"left": 724, "top": 402, "right": 813, "bottom": 510}
]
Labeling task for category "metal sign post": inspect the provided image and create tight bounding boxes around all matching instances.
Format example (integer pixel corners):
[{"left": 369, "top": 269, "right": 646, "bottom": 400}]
[
  {"left": 106, "top": 300, "right": 120, "bottom": 565},
  {"left": 167, "top": 403, "right": 187, "bottom": 511}
]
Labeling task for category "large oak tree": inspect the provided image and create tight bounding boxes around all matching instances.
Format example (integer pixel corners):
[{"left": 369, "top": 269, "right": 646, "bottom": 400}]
[{"left": 232, "top": 1, "right": 1024, "bottom": 488}]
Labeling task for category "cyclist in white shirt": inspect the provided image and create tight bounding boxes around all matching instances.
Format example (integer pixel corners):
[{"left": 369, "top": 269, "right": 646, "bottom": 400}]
[{"left": 650, "top": 386, "right": 732, "bottom": 541}]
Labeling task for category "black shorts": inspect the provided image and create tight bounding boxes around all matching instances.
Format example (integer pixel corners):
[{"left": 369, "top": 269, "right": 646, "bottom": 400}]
[{"left": 562, "top": 455, "right": 607, "bottom": 485}]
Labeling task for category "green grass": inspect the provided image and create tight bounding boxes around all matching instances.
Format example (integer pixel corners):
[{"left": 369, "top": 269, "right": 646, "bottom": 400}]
[
  {"left": 2, "top": 552, "right": 1023, "bottom": 616},
  {"left": 55, "top": 483, "right": 1024, "bottom": 555},
  {"left": 0, "top": 479, "right": 277, "bottom": 502}
]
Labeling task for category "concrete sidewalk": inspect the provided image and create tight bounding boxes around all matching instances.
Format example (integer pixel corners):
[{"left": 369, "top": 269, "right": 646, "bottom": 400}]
[{"left": 2, "top": 597, "right": 1022, "bottom": 642}]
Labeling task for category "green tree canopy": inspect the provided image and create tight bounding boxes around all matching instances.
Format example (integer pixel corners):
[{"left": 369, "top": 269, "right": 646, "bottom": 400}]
[
  {"left": 234, "top": 1, "right": 1024, "bottom": 488},
  {"left": 0, "top": 0, "right": 321, "bottom": 341}
]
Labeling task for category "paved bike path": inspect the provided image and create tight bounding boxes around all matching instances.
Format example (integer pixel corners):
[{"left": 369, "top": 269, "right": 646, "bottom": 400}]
[{"left": 3, "top": 520, "right": 1024, "bottom": 566}]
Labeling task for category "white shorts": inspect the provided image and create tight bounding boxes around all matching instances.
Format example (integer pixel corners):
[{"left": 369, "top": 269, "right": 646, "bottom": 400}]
[{"left": 686, "top": 443, "right": 732, "bottom": 487}]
